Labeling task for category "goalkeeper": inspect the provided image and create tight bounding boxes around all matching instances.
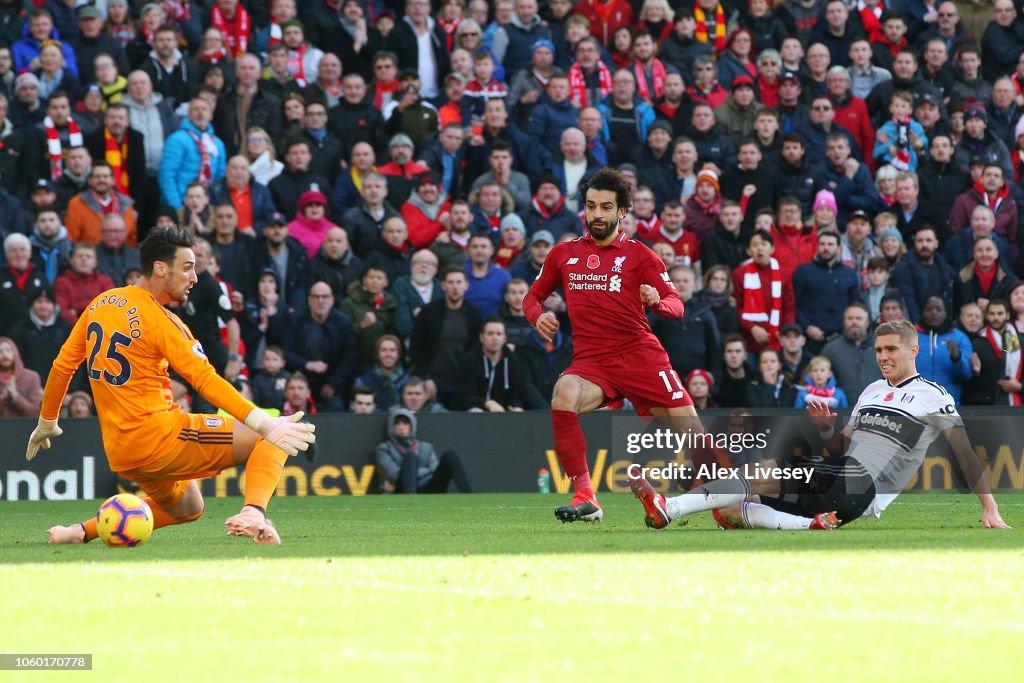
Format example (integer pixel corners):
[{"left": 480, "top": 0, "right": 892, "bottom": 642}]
[{"left": 25, "top": 228, "right": 316, "bottom": 545}]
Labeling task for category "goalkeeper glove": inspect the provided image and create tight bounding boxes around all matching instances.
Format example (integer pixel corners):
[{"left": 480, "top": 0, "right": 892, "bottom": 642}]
[
  {"left": 26, "top": 417, "right": 63, "bottom": 461},
  {"left": 244, "top": 409, "right": 316, "bottom": 456}
]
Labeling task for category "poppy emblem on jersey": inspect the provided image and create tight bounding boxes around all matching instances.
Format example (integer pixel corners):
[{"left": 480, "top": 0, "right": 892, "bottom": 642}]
[
  {"left": 206, "top": 417, "right": 223, "bottom": 428},
  {"left": 587, "top": 254, "right": 600, "bottom": 269},
  {"left": 612, "top": 256, "right": 626, "bottom": 273},
  {"left": 884, "top": 392, "right": 894, "bottom": 402}
]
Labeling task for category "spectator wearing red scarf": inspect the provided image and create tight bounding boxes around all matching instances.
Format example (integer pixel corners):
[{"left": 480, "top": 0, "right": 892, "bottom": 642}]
[
  {"left": 210, "top": 0, "right": 251, "bottom": 58},
  {"left": 949, "top": 164, "right": 1019, "bottom": 257}
]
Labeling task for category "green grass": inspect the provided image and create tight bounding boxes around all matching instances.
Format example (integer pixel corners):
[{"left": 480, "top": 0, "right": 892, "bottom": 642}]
[{"left": 1, "top": 495, "right": 1023, "bottom": 682}]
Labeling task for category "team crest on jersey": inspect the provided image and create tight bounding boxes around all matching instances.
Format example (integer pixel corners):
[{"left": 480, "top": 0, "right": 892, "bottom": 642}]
[
  {"left": 206, "top": 417, "right": 223, "bottom": 428},
  {"left": 191, "top": 341, "right": 207, "bottom": 359},
  {"left": 587, "top": 254, "right": 600, "bottom": 269},
  {"left": 612, "top": 256, "right": 626, "bottom": 273},
  {"left": 901, "top": 394, "right": 915, "bottom": 404}
]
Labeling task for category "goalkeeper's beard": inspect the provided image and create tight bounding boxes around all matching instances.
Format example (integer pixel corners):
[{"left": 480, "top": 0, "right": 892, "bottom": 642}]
[{"left": 586, "top": 216, "right": 618, "bottom": 241}]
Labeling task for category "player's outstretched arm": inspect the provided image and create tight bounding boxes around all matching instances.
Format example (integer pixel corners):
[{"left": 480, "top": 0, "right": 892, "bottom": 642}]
[
  {"left": 29, "top": 313, "right": 91, "bottom": 460},
  {"left": 244, "top": 410, "right": 316, "bottom": 456},
  {"left": 944, "top": 425, "right": 1011, "bottom": 529}
]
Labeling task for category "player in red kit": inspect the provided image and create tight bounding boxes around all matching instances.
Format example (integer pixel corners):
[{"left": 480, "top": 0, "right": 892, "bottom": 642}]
[{"left": 523, "top": 168, "right": 729, "bottom": 523}]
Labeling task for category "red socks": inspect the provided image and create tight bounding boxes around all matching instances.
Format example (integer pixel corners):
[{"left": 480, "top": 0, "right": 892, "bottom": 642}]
[{"left": 551, "top": 410, "right": 593, "bottom": 499}]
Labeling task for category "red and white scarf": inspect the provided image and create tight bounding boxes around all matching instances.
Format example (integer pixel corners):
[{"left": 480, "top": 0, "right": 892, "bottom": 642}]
[
  {"left": 737, "top": 257, "right": 782, "bottom": 348},
  {"left": 984, "top": 325, "right": 1022, "bottom": 405},
  {"left": 374, "top": 80, "right": 400, "bottom": 110},
  {"left": 568, "top": 60, "right": 612, "bottom": 109},
  {"left": 976, "top": 178, "right": 1010, "bottom": 213},
  {"left": 633, "top": 58, "right": 667, "bottom": 102},
  {"left": 694, "top": 4, "right": 727, "bottom": 53},
  {"left": 858, "top": 0, "right": 885, "bottom": 42},
  {"left": 211, "top": 3, "right": 250, "bottom": 57},
  {"left": 45, "top": 115, "right": 82, "bottom": 181},
  {"left": 288, "top": 42, "right": 309, "bottom": 87},
  {"left": 635, "top": 212, "right": 662, "bottom": 241},
  {"left": 104, "top": 128, "right": 129, "bottom": 195},
  {"left": 531, "top": 195, "right": 565, "bottom": 219},
  {"left": 91, "top": 190, "right": 121, "bottom": 215},
  {"left": 186, "top": 129, "right": 216, "bottom": 187},
  {"left": 268, "top": 22, "right": 283, "bottom": 48},
  {"left": 892, "top": 116, "right": 912, "bottom": 170}
]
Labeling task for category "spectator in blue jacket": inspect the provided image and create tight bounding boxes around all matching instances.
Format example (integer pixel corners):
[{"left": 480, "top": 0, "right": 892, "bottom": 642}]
[
  {"left": 12, "top": 10, "right": 79, "bottom": 79},
  {"left": 793, "top": 355, "right": 850, "bottom": 409},
  {"left": 915, "top": 295, "right": 973, "bottom": 404},
  {"left": 465, "top": 232, "right": 511, "bottom": 316},
  {"left": 816, "top": 132, "right": 876, "bottom": 223},
  {"left": 792, "top": 231, "right": 862, "bottom": 352},
  {"left": 158, "top": 98, "right": 227, "bottom": 209},
  {"left": 527, "top": 74, "right": 581, "bottom": 156}
]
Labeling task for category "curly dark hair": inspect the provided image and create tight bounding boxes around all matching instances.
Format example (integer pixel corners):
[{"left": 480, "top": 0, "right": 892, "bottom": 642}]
[{"left": 580, "top": 167, "right": 632, "bottom": 212}]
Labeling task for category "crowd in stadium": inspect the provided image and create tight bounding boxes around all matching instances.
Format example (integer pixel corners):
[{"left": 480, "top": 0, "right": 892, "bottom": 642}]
[{"left": 2, "top": 0, "right": 1024, "bottom": 420}]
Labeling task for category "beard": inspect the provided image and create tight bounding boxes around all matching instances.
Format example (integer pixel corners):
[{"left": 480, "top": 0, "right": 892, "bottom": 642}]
[
  {"left": 844, "top": 326, "right": 867, "bottom": 343},
  {"left": 585, "top": 215, "right": 618, "bottom": 241}
]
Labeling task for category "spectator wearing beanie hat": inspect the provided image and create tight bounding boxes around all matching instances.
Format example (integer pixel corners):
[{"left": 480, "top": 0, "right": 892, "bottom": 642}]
[
  {"left": 287, "top": 188, "right": 338, "bottom": 259},
  {"left": 952, "top": 101, "right": 1014, "bottom": 180},
  {"left": 683, "top": 167, "right": 722, "bottom": 240},
  {"left": 811, "top": 189, "right": 839, "bottom": 233},
  {"left": 494, "top": 214, "right": 527, "bottom": 269},
  {"left": 684, "top": 369, "right": 716, "bottom": 410},
  {"left": 10, "top": 72, "right": 46, "bottom": 129},
  {"left": 714, "top": 74, "right": 759, "bottom": 145}
]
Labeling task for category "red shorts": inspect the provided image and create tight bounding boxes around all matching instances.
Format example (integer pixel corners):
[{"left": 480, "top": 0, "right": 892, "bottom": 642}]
[{"left": 564, "top": 349, "right": 693, "bottom": 417}]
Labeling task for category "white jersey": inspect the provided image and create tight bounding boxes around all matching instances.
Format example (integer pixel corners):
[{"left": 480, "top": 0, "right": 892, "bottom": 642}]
[{"left": 847, "top": 374, "right": 962, "bottom": 517}]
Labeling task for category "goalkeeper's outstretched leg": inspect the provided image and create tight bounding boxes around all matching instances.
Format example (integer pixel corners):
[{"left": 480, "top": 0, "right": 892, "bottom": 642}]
[{"left": 47, "top": 412, "right": 314, "bottom": 546}]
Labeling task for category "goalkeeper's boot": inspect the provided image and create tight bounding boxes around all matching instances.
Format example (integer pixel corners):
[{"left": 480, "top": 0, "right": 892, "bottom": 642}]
[
  {"left": 809, "top": 511, "right": 840, "bottom": 530},
  {"left": 554, "top": 493, "right": 603, "bottom": 523},
  {"left": 629, "top": 476, "right": 670, "bottom": 530},
  {"left": 225, "top": 505, "right": 282, "bottom": 544}
]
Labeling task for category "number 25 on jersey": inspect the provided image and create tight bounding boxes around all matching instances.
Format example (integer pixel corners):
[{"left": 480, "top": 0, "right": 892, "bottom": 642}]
[{"left": 86, "top": 322, "right": 134, "bottom": 386}]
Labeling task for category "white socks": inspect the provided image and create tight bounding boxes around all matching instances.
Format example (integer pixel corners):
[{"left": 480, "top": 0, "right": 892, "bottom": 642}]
[
  {"left": 665, "top": 478, "right": 751, "bottom": 520},
  {"left": 740, "top": 502, "right": 813, "bottom": 530}
]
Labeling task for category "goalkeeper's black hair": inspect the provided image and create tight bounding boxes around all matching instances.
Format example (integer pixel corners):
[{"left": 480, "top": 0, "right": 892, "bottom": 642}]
[
  {"left": 140, "top": 227, "right": 195, "bottom": 276},
  {"left": 580, "top": 168, "right": 633, "bottom": 212}
]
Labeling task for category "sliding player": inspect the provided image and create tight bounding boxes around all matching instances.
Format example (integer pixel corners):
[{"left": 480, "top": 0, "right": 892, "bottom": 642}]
[
  {"left": 26, "top": 228, "right": 315, "bottom": 545},
  {"left": 631, "top": 319, "right": 1011, "bottom": 530},
  {"left": 523, "top": 168, "right": 730, "bottom": 523}
]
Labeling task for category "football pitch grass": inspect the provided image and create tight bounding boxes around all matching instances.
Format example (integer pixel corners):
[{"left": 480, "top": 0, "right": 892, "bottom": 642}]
[{"left": 1, "top": 494, "right": 1022, "bottom": 682}]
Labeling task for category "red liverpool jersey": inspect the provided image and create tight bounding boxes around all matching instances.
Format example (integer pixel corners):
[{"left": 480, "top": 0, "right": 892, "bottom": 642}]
[{"left": 523, "top": 231, "right": 683, "bottom": 360}]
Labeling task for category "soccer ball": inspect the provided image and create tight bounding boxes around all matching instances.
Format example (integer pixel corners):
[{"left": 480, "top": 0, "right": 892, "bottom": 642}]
[{"left": 96, "top": 494, "right": 154, "bottom": 547}]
